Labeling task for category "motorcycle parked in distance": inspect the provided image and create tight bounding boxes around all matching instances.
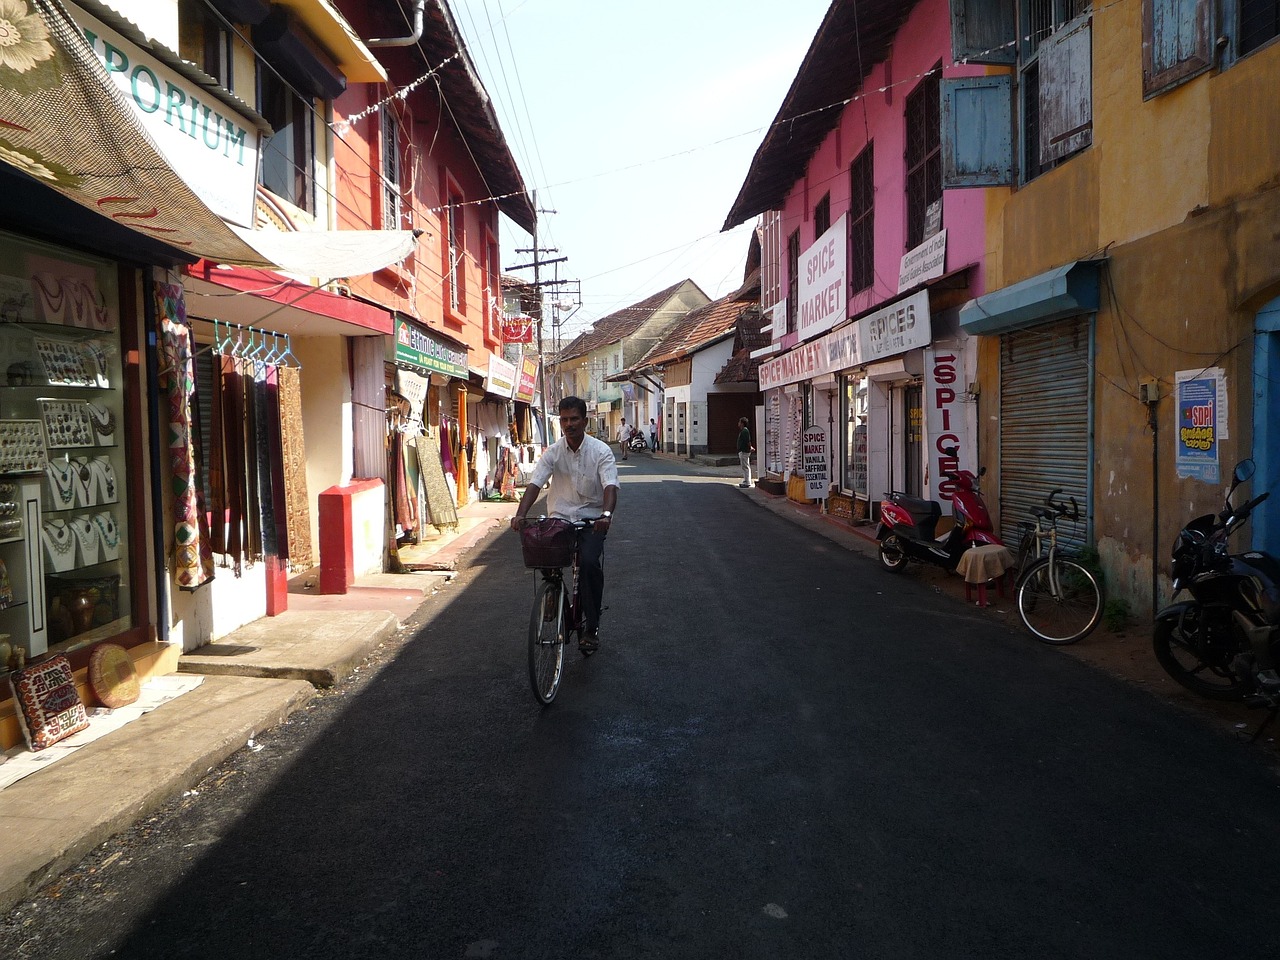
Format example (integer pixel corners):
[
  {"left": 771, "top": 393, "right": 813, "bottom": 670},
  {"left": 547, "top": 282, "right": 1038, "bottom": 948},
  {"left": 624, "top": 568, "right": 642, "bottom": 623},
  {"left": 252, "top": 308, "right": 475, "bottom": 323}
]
[
  {"left": 877, "top": 449, "right": 1003, "bottom": 573},
  {"left": 625, "top": 433, "right": 648, "bottom": 452},
  {"left": 1153, "top": 458, "right": 1280, "bottom": 706}
]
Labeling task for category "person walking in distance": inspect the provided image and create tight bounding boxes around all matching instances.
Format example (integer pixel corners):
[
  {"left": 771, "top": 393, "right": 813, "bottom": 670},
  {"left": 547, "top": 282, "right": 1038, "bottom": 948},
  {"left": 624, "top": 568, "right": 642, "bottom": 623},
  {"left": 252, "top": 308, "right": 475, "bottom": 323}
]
[
  {"left": 737, "top": 416, "right": 755, "bottom": 488},
  {"left": 648, "top": 418, "right": 658, "bottom": 453},
  {"left": 616, "top": 418, "right": 629, "bottom": 460},
  {"left": 510, "top": 396, "right": 618, "bottom": 653}
]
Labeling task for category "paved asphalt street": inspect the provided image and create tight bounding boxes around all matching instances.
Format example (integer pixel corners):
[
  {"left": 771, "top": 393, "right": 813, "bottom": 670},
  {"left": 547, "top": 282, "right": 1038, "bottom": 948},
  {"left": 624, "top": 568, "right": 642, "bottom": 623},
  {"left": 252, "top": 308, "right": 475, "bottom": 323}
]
[{"left": 4, "top": 454, "right": 1280, "bottom": 959}]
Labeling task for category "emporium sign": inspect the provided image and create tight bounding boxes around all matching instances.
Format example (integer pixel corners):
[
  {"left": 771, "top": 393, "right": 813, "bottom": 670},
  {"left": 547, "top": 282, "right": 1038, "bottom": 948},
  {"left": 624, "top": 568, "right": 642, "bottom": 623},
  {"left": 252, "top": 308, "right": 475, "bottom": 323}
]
[
  {"left": 71, "top": 7, "right": 260, "bottom": 227},
  {"left": 393, "top": 318, "right": 468, "bottom": 378}
]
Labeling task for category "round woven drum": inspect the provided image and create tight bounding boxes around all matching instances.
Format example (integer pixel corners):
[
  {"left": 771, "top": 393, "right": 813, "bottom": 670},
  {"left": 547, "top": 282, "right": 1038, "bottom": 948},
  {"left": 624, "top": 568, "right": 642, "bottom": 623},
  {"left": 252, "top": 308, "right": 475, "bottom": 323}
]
[{"left": 88, "top": 643, "right": 140, "bottom": 708}]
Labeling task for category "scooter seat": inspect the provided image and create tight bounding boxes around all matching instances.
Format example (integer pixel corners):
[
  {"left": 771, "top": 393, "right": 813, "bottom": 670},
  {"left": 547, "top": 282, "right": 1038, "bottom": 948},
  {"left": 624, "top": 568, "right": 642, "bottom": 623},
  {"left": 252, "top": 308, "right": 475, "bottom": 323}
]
[{"left": 886, "top": 492, "right": 941, "bottom": 539}]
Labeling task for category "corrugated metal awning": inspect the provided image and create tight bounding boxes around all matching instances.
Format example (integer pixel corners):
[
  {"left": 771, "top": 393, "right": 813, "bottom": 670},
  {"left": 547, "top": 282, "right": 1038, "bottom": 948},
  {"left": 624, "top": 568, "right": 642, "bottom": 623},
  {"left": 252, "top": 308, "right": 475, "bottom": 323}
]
[{"left": 959, "top": 260, "right": 1104, "bottom": 334}]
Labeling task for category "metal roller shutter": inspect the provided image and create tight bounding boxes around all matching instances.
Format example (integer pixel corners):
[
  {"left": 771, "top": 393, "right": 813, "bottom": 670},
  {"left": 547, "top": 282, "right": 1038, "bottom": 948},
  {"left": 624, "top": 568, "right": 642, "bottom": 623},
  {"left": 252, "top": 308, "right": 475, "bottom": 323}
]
[{"left": 998, "top": 316, "right": 1091, "bottom": 550}]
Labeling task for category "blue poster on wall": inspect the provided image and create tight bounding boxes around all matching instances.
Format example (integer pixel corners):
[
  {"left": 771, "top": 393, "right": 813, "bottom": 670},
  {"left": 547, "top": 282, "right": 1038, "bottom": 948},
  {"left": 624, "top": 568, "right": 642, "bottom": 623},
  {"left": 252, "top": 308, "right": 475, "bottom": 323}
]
[{"left": 1176, "top": 374, "right": 1219, "bottom": 483}]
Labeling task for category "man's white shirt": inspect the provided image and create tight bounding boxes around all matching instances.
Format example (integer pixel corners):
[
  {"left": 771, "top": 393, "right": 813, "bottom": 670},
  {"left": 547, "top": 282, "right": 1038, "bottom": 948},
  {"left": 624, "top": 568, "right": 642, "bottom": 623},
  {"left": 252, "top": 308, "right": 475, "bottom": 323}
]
[{"left": 529, "top": 434, "right": 619, "bottom": 521}]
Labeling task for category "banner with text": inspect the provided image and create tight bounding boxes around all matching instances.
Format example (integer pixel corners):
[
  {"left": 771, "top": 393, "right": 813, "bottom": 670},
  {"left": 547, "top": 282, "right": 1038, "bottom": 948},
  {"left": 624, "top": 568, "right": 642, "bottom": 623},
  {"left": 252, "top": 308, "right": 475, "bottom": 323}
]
[
  {"left": 796, "top": 214, "right": 847, "bottom": 341},
  {"left": 923, "top": 343, "right": 972, "bottom": 501},
  {"left": 857, "top": 290, "right": 931, "bottom": 363},
  {"left": 803, "top": 425, "right": 830, "bottom": 499},
  {"left": 758, "top": 322, "right": 860, "bottom": 391}
]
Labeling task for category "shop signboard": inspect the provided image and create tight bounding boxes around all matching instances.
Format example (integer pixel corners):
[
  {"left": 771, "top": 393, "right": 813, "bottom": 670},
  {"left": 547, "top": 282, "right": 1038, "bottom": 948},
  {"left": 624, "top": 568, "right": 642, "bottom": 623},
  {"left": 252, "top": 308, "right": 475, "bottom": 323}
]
[
  {"left": 393, "top": 317, "right": 468, "bottom": 378},
  {"left": 924, "top": 344, "right": 971, "bottom": 502},
  {"left": 857, "top": 290, "right": 931, "bottom": 362},
  {"left": 502, "top": 313, "right": 535, "bottom": 344},
  {"left": 1176, "top": 368, "right": 1226, "bottom": 483},
  {"left": 71, "top": 7, "right": 260, "bottom": 227},
  {"left": 758, "top": 322, "right": 860, "bottom": 391},
  {"left": 515, "top": 357, "right": 538, "bottom": 402},
  {"left": 802, "top": 425, "right": 830, "bottom": 499},
  {"left": 899, "top": 229, "right": 947, "bottom": 291},
  {"left": 485, "top": 355, "right": 517, "bottom": 398},
  {"left": 797, "top": 214, "right": 848, "bottom": 341}
]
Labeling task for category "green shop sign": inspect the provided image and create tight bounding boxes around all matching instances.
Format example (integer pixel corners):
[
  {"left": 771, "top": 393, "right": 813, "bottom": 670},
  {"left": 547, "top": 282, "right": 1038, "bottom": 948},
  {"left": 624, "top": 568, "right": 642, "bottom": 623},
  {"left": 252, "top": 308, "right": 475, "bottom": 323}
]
[{"left": 393, "top": 318, "right": 468, "bottom": 378}]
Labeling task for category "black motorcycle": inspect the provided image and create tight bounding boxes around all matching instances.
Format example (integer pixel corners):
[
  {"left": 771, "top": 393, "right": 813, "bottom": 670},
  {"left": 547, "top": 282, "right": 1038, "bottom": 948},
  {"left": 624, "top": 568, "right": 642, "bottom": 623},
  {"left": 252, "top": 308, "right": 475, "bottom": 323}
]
[{"left": 1153, "top": 459, "right": 1280, "bottom": 705}]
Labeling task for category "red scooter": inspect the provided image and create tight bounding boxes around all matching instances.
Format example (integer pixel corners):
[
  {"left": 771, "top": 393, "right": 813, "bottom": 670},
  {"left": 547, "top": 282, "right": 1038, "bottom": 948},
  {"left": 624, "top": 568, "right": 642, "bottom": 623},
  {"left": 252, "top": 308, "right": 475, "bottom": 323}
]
[{"left": 876, "top": 450, "right": 1002, "bottom": 573}]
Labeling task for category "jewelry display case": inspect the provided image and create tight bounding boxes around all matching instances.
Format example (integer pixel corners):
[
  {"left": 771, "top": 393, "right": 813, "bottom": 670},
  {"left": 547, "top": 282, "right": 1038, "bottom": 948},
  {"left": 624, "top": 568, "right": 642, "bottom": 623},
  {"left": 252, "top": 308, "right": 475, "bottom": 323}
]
[{"left": 0, "top": 232, "right": 131, "bottom": 662}]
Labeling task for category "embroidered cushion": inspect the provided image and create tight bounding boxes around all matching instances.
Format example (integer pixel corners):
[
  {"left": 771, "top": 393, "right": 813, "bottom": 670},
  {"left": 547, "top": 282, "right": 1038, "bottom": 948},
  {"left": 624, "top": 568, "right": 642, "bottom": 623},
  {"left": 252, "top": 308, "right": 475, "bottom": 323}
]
[
  {"left": 9, "top": 654, "right": 89, "bottom": 751},
  {"left": 88, "top": 643, "right": 139, "bottom": 708}
]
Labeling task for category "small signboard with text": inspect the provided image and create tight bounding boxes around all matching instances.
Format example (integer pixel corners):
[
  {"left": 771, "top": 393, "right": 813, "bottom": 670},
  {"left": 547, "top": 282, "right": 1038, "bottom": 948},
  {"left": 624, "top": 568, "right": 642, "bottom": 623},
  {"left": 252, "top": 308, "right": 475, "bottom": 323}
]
[
  {"left": 501, "top": 313, "right": 535, "bottom": 344},
  {"left": 899, "top": 230, "right": 947, "bottom": 292},
  {"left": 802, "top": 425, "right": 830, "bottom": 500}
]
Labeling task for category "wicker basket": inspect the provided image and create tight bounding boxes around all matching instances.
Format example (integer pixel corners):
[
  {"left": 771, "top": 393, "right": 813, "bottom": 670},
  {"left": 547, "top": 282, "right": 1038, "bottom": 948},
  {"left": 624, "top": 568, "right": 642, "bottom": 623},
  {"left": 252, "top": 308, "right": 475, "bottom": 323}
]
[{"left": 520, "top": 518, "right": 577, "bottom": 568}]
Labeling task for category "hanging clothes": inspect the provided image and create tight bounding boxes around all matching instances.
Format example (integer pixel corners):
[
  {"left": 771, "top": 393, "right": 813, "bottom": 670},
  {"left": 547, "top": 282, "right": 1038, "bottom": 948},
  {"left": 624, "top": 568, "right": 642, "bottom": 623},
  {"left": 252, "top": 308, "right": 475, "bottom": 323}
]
[
  {"left": 277, "top": 365, "right": 313, "bottom": 570},
  {"left": 155, "top": 281, "right": 214, "bottom": 590}
]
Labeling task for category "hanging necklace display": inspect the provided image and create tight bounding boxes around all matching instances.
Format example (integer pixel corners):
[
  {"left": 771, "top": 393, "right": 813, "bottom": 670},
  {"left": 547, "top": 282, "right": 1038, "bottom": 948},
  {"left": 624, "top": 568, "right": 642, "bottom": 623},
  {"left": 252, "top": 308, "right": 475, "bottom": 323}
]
[
  {"left": 70, "top": 456, "right": 96, "bottom": 507},
  {"left": 0, "top": 419, "right": 48, "bottom": 474},
  {"left": 85, "top": 402, "right": 116, "bottom": 444},
  {"left": 90, "top": 456, "right": 116, "bottom": 503},
  {"left": 82, "top": 341, "right": 110, "bottom": 387},
  {"left": 46, "top": 458, "right": 76, "bottom": 509},
  {"left": 41, "top": 518, "right": 76, "bottom": 572},
  {"left": 91, "top": 510, "right": 120, "bottom": 561},
  {"left": 39, "top": 399, "right": 93, "bottom": 448},
  {"left": 69, "top": 514, "right": 100, "bottom": 566}
]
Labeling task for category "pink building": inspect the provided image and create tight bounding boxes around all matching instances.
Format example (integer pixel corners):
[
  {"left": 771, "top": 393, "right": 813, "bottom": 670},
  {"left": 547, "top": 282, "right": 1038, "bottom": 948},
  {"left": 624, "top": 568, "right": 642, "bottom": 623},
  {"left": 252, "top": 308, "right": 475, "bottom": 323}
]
[{"left": 725, "top": 0, "right": 988, "bottom": 521}]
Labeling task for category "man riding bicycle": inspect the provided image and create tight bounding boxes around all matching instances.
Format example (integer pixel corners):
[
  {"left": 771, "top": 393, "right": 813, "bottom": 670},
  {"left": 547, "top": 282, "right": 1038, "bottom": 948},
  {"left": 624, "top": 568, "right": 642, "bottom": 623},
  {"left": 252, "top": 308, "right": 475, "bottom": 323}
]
[{"left": 510, "top": 396, "right": 619, "bottom": 653}]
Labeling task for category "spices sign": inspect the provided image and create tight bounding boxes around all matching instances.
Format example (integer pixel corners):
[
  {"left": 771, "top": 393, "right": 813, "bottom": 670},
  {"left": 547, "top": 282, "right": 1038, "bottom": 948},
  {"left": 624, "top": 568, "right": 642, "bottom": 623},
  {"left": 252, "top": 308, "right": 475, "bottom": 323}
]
[{"left": 802, "top": 425, "right": 830, "bottom": 500}]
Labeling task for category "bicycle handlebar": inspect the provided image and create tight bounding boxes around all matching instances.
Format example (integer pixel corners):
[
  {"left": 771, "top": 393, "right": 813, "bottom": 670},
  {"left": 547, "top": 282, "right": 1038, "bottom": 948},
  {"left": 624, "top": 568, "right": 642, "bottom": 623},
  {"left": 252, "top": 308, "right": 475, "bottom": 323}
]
[{"left": 1036, "top": 489, "right": 1080, "bottom": 523}]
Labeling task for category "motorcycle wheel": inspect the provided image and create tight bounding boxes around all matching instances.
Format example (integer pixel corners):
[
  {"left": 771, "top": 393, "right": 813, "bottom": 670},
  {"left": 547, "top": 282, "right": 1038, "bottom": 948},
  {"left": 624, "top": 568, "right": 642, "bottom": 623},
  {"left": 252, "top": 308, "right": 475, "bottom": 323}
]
[
  {"left": 879, "top": 535, "right": 909, "bottom": 573},
  {"left": 1152, "top": 616, "right": 1249, "bottom": 701}
]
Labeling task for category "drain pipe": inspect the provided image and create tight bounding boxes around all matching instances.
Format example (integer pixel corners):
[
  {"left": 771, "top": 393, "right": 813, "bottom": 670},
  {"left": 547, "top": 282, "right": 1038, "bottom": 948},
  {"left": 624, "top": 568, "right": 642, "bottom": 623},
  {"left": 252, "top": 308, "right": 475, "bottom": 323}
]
[
  {"left": 369, "top": 0, "right": 425, "bottom": 47},
  {"left": 143, "top": 267, "right": 170, "bottom": 644}
]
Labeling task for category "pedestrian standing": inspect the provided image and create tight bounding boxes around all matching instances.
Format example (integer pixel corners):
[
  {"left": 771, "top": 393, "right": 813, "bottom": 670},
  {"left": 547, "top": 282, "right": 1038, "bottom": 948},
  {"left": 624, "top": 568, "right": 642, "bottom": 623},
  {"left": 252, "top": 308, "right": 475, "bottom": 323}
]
[
  {"left": 616, "top": 418, "right": 629, "bottom": 460},
  {"left": 649, "top": 418, "right": 658, "bottom": 452},
  {"left": 736, "top": 417, "right": 755, "bottom": 488}
]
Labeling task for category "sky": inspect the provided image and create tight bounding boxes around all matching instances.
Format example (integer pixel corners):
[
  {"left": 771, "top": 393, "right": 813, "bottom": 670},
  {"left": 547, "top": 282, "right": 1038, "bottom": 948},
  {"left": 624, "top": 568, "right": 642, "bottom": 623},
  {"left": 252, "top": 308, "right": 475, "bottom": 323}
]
[{"left": 449, "top": 0, "right": 833, "bottom": 343}]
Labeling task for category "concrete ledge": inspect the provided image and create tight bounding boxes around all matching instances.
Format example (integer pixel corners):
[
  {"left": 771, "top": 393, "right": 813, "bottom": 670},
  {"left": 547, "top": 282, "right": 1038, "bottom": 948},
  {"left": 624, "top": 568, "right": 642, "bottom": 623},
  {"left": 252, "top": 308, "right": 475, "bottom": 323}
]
[
  {"left": 0, "top": 675, "right": 314, "bottom": 915},
  {"left": 177, "top": 609, "right": 399, "bottom": 688}
]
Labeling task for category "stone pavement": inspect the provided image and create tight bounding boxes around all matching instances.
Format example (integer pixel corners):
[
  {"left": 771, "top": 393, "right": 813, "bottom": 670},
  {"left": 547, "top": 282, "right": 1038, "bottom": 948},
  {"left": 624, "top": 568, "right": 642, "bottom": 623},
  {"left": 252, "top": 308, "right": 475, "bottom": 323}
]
[{"left": 0, "top": 497, "right": 510, "bottom": 916}]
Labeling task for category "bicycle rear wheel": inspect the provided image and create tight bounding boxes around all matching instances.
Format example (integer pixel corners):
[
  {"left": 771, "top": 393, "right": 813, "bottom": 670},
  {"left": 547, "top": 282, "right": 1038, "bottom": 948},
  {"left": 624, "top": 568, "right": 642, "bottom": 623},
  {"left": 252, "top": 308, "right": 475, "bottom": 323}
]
[
  {"left": 1016, "top": 557, "right": 1103, "bottom": 645},
  {"left": 528, "top": 576, "right": 567, "bottom": 704}
]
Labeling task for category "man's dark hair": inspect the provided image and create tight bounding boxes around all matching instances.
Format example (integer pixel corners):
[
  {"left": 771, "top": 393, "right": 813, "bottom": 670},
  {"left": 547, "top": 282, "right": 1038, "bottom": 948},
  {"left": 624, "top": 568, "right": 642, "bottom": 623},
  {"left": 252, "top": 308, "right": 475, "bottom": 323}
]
[{"left": 559, "top": 396, "right": 588, "bottom": 418}]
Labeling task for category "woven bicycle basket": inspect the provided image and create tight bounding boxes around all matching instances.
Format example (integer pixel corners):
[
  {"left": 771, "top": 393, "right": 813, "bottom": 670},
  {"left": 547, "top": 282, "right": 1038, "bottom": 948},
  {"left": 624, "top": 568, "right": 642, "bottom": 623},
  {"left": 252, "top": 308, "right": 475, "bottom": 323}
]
[{"left": 520, "top": 519, "right": 577, "bottom": 568}]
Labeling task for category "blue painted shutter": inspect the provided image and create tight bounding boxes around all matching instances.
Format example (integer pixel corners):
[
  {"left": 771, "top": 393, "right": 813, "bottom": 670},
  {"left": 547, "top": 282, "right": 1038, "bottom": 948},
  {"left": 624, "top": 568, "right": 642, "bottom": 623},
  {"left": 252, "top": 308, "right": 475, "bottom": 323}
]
[
  {"left": 941, "top": 76, "right": 1013, "bottom": 188},
  {"left": 950, "top": 0, "right": 1017, "bottom": 65},
  {"left": 1039, "top": 15, "right": 1093, "bottom": 164},
  {"left": 1143, "top": 0, "right": 1213, "bottom": 96}
]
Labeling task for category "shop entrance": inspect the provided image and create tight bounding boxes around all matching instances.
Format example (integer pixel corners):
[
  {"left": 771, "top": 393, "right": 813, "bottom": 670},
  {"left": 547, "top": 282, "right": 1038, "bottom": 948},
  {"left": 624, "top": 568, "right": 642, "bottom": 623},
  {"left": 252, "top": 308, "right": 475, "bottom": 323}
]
[
  {"left": 901, "top": 383, "right": 924, "bottom": 498},
  {"left": 1256, "top": 297, "right": 1280, "bottom": 553}
]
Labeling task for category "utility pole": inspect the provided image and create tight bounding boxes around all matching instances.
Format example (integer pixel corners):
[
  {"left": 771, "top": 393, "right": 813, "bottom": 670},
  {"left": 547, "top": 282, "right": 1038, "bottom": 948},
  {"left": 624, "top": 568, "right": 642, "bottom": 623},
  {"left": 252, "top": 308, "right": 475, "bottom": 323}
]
[{"left": 507, "top": 191, "right": 567, "bottom": 448}]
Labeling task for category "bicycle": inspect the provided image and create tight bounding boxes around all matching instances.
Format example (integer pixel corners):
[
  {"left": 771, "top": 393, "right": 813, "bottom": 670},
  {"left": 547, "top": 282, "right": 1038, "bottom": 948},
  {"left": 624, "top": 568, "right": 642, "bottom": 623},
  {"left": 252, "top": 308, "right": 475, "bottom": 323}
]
[
  {"left": 518, "top": 516, "right": 600, "bottom": 704},
  {"left": 1014, "top": 490, "right": 1104, "bottom": 645}
]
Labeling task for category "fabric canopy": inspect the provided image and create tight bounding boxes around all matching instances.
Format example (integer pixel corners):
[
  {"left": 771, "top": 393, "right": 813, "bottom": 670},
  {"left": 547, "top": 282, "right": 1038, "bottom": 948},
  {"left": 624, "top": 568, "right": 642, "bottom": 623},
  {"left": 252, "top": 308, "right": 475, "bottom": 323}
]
[
  {"left": 229, "top": 226, "right": 417, "bottom": 279},
  {"left": 0, "top": 1, "right": 419, "bottom": 279},
  {"left": 0, "top": 0, "right": 272, "bottom": 266}
]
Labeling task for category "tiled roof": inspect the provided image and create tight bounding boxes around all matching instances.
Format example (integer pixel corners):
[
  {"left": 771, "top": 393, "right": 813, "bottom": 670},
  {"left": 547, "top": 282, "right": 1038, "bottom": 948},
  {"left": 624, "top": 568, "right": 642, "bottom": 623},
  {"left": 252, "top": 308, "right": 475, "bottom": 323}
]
[
  {"left": 558, "top": 278, "right": 698, "bottom": 361},
  {"left": 642, "top": 296, "right": 751, "bottom": 368},
  {"left": 714, "top": 292, "right": 770, "bottom": 385}
]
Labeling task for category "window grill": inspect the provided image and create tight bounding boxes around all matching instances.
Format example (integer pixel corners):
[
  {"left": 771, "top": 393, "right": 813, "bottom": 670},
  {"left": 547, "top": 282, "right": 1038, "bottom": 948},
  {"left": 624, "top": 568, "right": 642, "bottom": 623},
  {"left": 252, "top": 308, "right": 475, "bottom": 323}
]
[
  {"left": 905, "top": 70, "right": 941, "bottom": 249},
  {"left": 1241, "top": 0, "right": 1280, "bottom": 55},
  {"left": 848, "top": 145, "right": 874, "bottom": 294}
]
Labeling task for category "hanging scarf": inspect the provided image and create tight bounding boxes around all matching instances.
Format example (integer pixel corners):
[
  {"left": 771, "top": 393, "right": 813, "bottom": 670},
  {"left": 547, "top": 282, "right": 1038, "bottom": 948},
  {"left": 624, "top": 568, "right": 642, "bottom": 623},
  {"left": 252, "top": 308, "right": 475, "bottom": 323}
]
[
  {"left": 242, "top": 359, "right": 263, "bottom": 562},
  {"left": 218, "top": 356, "right": 247, "bottom": 573},
  {"left": 207, "top": 351, "right": 227, "bottom": 555},
  {"left": 264, "top": 364, "right": 290, "bottom": 558},
  {"left": 252, "top": 365, "right": 276, "bottom": 558},
  {"left": 155, "top": 281, "right": 214, "bottom": 590},
  {"left": 277, "top": 365, "right": 313, "bottom": 570}
]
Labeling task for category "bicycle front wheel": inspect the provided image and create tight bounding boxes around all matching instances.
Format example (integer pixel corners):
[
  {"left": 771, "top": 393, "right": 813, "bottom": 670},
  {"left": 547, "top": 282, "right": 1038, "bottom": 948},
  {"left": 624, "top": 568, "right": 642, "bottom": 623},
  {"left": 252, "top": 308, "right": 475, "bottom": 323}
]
[
  {"left": 528, "top": 577, "right": 567, "bottom": 704},
  {"left": 1016, "top": 557, "right": 1103, "bottom": 645}
]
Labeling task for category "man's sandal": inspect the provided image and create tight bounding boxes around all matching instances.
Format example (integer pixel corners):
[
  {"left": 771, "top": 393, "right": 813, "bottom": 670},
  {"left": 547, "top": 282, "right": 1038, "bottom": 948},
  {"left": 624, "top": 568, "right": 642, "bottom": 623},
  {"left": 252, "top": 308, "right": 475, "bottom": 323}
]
[{"left": 579, "top": 631, "right": 599, "bottom": 655}]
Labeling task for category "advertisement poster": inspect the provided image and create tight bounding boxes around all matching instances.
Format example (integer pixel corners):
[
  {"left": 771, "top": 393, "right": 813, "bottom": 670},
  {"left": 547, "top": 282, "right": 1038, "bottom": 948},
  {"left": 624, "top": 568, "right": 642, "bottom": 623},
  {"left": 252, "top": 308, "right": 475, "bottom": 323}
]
[
  {"left": 802, "top": 425, "right": 830, "bottom": 500},
  {"left": 1175, "top": 370, "right": 1222, "bottom": 483}
]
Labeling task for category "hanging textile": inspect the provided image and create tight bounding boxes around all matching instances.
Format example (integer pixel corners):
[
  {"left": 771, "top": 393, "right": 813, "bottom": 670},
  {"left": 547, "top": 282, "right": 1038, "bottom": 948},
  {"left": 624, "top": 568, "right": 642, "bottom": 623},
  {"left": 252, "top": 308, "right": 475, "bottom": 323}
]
[
  {"left": 392, "top": 434, "right": 417, "bottom": 533},
  {"left": 242, "top": 360, "right": 263, "bottom": 561},
  {"left": 156, "top": 281, "right": 214, "bottom": 590},
  {"left": 207, "top": 353, "right": 227, "bottom": 555},
  {"left": 218, "top": 356, "right": 248, "bottom": 572},
  {"left": 418, "top": 436, "right": 459, "bottom": 531},
  {"left": 277, "top": 365, "right": 313, "bottom": 570}
]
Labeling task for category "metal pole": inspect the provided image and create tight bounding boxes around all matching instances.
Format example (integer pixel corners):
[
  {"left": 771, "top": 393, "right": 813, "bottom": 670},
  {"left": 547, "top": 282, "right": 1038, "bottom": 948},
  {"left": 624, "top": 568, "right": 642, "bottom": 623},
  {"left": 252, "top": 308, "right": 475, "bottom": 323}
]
[{"left": 532, "top": 192, "right": 549, "bottom": 446}]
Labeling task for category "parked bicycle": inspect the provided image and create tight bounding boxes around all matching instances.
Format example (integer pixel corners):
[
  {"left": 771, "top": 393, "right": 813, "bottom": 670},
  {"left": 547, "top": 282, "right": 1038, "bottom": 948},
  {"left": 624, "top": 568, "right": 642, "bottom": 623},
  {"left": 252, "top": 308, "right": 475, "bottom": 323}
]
[
  {"left": 518, "top": 516, "right": 600, "bottom": 704},
  {"left": 1014, "top": 490, "right": 1104, "bottom": 644}
]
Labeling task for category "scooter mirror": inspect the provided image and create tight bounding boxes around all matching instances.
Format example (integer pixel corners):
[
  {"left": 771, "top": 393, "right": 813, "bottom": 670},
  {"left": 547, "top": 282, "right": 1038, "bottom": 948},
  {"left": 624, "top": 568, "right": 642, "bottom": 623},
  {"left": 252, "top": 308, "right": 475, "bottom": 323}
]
[{"left": 1233, "top": 459, "right": 1256, "bottom": 485}]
